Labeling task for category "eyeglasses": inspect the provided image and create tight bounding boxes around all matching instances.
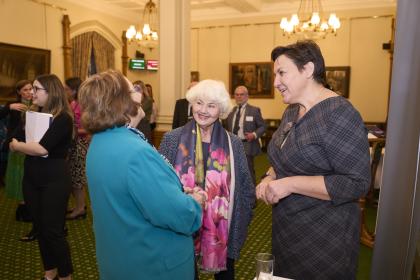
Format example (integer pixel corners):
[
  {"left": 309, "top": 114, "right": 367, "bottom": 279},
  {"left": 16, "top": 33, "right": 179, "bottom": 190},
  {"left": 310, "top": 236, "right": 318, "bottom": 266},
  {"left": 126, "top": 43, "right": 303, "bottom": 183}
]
[{"left": 33, "top": 86, "right": 47, "bottom": 94}]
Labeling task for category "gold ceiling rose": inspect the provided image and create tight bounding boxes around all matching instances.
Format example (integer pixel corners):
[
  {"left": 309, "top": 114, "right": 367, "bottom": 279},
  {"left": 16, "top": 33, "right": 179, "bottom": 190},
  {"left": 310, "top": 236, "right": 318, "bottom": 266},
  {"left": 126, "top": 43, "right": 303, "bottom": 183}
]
[
  {"left": 279, "top": 0, "right": 341, "bottom": 39},
  {"left": 126, "top": 0, "right": 159, "bottom": 50}
]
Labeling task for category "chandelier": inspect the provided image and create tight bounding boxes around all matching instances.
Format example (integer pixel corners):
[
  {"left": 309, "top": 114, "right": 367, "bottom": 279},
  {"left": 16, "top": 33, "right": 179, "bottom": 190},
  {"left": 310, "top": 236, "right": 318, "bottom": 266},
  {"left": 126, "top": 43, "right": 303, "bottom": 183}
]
[
  {"left": 279, "top": 0, "right": 341, "bottom": 39},
  {"left": 126, "top": 0, "right": 159, "bottom": 50}
]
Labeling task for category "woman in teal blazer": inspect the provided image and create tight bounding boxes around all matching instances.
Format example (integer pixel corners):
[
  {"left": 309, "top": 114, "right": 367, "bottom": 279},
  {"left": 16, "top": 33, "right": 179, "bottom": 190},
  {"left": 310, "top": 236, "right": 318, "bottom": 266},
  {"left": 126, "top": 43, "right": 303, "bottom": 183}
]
[{"left": 78, "top": 70, "right": 203, "bottom": 280}]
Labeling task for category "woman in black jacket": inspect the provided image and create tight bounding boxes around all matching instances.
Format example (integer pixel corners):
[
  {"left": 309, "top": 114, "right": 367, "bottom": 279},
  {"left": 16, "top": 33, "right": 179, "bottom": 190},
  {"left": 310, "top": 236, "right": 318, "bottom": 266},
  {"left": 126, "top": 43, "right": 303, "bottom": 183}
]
[{"left": 0, "top": 80, "right": 33, "bottom": 222}]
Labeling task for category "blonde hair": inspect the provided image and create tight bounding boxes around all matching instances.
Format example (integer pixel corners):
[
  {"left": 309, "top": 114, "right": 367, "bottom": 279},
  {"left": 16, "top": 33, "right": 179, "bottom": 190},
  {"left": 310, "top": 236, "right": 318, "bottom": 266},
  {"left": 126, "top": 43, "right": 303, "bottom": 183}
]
[
  {"left": 78, "top": 70, "right": 139, "bottom": 134},
  {"left": 186, "top": 79, "right": 232, "bottom": 119}
]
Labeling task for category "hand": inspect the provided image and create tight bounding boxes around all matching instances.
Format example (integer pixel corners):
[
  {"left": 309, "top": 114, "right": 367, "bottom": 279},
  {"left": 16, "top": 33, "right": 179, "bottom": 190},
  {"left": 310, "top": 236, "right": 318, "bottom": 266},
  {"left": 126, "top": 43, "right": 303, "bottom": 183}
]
[
  {"left": 256, "top": 181, "right": 270, "bottom": 204},
  {"left": 256, "top": 174, "right": 275, "bottom": 204},
  {"left": 190, "top": 191, "right": 206, "bottom": 208},
  {"left": 9, "top": 138, "right": 19, "bottom": 152},
  {"left": 244, "top": 132, "right": 255, "bottom": 141},
  {"left": 183, "top": 186, "right": 193, "bottom": 194},
  {"left": 264, "top": 178, "right": 292, "bottom": 205},
  {"left": 9, "top": 103, "right": 28, "bottom": 112}
]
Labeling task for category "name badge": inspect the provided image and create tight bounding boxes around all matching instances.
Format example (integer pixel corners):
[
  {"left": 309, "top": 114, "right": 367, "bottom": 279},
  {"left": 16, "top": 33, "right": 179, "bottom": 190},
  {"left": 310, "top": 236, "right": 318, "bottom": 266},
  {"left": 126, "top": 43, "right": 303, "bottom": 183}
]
[{"left": 245, "top": 116, "right": 254, "bottom": 121}]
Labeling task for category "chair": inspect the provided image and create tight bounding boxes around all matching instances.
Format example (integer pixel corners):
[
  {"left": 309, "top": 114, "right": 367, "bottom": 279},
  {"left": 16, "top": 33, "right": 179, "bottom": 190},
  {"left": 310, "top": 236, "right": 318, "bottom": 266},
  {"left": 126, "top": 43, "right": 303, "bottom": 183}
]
[{"left": 359, "top": 137, "right": 386, "bottom": 248}]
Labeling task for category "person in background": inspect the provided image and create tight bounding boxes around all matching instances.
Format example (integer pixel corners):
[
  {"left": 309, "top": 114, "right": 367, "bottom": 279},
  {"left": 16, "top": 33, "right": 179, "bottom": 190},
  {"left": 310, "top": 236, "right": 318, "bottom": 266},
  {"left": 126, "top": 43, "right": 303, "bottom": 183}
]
[
  {"left": 78, "top": 70, "right": 203, "bottom": 280},
  {"left": 133, "top": 80, "right": 153, "bottom": 143},
  {"left": 172, "top": 81, "right": 198, "bottom": 129},
  {"left": 64, "top": 77, "right": 88, "bottom": 220},
  {"left": 159, "top": 79, "right": 255, "bottom": 280},
  {"left": 256, "top": 40, "right": 370, "bottom": 279},
  {"left": 145, "top": 83, "right": 158, "bottom": 132},
  {"left": 225, "top": 85, "right": 266, "bottom": 184},
  {"left": 10, "top": 74, "right": 74, "bottom": 280},
  {"left": 0, "top": 80, "right": 33, "bottom": 224}
]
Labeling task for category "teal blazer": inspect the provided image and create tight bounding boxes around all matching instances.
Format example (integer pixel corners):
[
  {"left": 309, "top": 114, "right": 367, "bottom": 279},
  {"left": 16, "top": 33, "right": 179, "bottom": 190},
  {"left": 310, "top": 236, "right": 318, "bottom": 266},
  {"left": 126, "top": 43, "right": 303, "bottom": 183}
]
[{"left": 86, "top": 126, "right": 202, "bottom": 280}]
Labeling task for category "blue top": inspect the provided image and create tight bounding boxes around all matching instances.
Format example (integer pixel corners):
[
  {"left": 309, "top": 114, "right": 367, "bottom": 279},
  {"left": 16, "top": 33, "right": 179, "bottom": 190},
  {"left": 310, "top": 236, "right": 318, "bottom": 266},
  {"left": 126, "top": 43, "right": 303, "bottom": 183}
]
[{"left": 86, "top": 126, "right": 202, "bottom": 280}]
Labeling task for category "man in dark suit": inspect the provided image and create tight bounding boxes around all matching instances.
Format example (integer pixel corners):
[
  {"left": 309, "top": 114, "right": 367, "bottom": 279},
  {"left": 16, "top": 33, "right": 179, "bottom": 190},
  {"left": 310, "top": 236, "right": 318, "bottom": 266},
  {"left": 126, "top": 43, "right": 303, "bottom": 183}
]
[
  {"left": 226, "top": 85, "right": 266, "bottom": 184},
  {"left": 172, "top": 82, "right": 197, "bottom": 129}
]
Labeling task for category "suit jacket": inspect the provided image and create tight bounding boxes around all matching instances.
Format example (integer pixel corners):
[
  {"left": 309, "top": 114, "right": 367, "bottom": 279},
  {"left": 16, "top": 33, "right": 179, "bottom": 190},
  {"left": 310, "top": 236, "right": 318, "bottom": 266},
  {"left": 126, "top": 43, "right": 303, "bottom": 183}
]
[
  {"left": 226, "top": 104, "right": 266, "bottom": 156},
  {"left": 172, "top": 98, "right": 190, "bottom": 129},
  {"left": 159, "top": 127, "right": 255, "bottom": 260},
  {"left": 86, "top": 127, "right": 202, "bottom": 280}
]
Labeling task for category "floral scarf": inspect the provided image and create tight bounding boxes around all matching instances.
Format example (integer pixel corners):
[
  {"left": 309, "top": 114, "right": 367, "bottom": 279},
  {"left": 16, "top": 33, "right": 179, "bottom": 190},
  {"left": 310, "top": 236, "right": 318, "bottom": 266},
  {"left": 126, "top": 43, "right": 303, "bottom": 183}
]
[{"left": 174, "top": 120, "right": 231, "bottom": 272}]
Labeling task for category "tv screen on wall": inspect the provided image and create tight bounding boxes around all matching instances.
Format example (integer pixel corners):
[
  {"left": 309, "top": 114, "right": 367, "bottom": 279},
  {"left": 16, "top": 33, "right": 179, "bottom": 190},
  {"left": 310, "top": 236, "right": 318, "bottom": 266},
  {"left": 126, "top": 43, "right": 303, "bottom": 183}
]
[
  {"left": 147, "top": 60, "right": 158, "bottom": 71},
  {"left": 129, "top": 59, "right": 145, "bottom": 70}
]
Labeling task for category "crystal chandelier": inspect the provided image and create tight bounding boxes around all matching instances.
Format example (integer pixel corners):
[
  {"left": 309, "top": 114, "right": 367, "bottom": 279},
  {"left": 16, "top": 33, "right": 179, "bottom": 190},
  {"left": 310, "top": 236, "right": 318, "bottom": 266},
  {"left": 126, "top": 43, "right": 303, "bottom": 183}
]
[
  {"left": 126, "top": 0, "right": 159, "bottom": 50},
  {"left": 279, "top": 0, "right": 341, "bottom": 39}
]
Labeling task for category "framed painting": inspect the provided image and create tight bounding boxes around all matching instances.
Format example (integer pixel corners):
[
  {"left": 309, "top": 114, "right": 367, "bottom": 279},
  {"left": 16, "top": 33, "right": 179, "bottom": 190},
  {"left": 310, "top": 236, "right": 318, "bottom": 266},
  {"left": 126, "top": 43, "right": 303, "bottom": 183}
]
[
  {"left": 325, "top": 66, "right": 350, "bottom": 98},
  {"left": 0, "top": 42, "right": 51, "bottom": 103},
  {"left": 229, "top": 62, "right": 274, "bottom": 98}
]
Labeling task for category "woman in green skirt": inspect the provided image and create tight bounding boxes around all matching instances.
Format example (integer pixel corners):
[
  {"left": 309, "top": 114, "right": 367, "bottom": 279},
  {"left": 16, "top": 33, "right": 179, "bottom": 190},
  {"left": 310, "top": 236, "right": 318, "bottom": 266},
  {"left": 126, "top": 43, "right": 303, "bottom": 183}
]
[{"left": 0, "top": 80, "right": 33, "bottom": 226}]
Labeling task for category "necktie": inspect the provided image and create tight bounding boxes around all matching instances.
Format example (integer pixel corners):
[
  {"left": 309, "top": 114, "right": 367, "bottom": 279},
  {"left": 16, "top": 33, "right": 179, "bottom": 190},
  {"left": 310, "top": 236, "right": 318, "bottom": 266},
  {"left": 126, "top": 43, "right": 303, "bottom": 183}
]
[{"left": 232, "top": 105, "right": 242, "bottom": 135}]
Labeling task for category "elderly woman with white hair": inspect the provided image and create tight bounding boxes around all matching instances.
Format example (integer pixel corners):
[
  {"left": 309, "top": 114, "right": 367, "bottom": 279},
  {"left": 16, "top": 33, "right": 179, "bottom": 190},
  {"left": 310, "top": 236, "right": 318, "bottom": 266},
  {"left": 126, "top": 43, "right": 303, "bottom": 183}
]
[{"left": 159, "top": 79, "right": 255, "bottom": 280}]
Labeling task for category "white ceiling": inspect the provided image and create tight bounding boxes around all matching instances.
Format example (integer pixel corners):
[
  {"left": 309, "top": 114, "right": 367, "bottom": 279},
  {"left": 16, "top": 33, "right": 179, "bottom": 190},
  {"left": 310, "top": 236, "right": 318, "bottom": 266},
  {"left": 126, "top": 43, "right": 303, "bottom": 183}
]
[{"left": 66, "top": 0, "right": 396, "bottom": 22}]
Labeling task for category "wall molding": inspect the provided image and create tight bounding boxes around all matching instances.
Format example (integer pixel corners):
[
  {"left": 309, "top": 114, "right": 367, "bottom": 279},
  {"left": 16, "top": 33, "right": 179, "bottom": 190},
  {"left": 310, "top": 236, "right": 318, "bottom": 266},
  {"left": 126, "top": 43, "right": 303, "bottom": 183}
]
[{"left": 70, "top": 20, "right": 122, "bottom": 49}]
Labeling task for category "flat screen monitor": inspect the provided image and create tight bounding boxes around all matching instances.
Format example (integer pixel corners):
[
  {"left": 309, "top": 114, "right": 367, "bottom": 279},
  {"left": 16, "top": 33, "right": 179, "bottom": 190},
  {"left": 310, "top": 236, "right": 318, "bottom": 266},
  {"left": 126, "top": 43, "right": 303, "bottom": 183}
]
[
  {"left": 129, "top": 59, "right": 145, "bottom": 70},
  {"left": 147, "top": 60, "right": 158, "bottom": 71}
]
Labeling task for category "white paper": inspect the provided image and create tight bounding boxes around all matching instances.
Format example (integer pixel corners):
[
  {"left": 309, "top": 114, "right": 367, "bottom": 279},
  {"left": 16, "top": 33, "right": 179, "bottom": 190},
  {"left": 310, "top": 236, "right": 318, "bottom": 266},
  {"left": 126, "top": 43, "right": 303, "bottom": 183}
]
[
  {"left": 246, "top": 116, "right": 254, "bottom": 121},
  {"left": 25, "top": 111, "right": 53, "bottom": 143},
  {"left": 368, "top": 132, "right": 378, "bottom": 139}
]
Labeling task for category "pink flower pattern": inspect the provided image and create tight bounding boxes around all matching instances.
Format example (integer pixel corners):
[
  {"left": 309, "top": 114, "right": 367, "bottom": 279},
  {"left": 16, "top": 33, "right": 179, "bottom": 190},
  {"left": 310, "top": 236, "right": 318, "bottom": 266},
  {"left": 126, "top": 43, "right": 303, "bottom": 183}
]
[{"left": 174, "top": 121, "right": 231, "bottom": 272}]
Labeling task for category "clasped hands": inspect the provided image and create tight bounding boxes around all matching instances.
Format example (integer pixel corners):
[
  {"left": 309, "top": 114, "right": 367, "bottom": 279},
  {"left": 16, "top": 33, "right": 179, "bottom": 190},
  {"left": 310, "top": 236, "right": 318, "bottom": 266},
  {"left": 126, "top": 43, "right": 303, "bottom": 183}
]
[
  {"left": 184, "top": 186, "right": 207, "bottom": 208},
  {"left": 256, "top": 177, "right": 292, "bottom": 205},
  {"left": 244, "top": 132, "right": 256, "bottom": 142}
]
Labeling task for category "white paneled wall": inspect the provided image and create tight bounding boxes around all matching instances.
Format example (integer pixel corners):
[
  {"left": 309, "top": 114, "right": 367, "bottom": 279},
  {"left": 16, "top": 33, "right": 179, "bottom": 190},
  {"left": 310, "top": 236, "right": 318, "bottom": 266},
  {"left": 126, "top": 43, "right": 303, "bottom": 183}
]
[
  {"left": 349, "top": 17, "right": 391, "bottom": 122},
  {"left": 191, "top": 15, "right": 393, "bottom": 121}
]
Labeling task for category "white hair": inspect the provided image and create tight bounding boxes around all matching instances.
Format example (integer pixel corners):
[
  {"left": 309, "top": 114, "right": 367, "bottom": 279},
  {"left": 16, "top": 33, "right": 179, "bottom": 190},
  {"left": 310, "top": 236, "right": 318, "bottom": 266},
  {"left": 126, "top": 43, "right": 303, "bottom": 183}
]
[{"left": 186, "top": 79, "right": 233, "bottom": 119}]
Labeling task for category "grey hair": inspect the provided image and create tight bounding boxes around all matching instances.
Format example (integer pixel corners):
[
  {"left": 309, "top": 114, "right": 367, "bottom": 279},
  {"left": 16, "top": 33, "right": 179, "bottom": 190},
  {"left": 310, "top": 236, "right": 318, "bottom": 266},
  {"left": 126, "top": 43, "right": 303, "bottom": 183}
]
[
  {"left": 234, "top": 85, "right": 249, "bottom": 95},
  {"left": 186, "top": 79, "right": 233, "bottom": 119}
]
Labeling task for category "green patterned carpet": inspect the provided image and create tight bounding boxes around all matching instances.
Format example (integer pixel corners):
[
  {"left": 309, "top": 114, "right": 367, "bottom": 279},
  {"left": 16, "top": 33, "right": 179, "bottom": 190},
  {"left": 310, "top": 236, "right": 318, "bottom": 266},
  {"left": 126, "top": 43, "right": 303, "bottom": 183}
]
[{"left": 0, "top": 154, "right": 375, "bottom": 280}]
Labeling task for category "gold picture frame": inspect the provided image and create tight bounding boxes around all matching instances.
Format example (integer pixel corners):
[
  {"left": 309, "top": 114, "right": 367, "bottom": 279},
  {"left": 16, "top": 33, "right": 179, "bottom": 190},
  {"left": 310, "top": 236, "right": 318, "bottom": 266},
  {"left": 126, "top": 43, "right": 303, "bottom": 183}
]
[
  {"left": 325, "top": 66, "right": 351, "bottom": 98},
  {"left": 229, "top": 62, "right": 274, "bottom": 98},
  {"left": 0, "top": 42, "right": 51, "bottom": 103}
]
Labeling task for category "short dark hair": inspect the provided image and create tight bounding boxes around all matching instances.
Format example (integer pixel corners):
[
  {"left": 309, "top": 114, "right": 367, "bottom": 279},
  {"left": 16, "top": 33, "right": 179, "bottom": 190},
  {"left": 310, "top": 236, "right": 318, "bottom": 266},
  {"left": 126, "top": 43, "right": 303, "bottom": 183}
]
[
  {"left": 65, "top": 77, "right": 82, "bottom": 100},
  {"left": 271, "top": 40, "right": 326, "bottom": 85}
]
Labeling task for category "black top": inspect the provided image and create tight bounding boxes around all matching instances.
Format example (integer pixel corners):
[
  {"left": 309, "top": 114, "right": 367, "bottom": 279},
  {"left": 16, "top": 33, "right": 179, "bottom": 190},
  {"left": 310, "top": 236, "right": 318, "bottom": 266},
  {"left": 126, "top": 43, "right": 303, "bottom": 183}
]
[
  {"left": 0, "top": 101, "right": 25, "bottom": 150},
  {"left": 35, "top": 112, "right": 73, "bottom": 159},
  {"left": 24, "top": 112, "right": 73, "bottom": 187},
  {"left": 172, "top": 98, "right": 190, "bottom": 129},
  {"left": 202, "top": 142, "right": 210, "bottom": 174}
]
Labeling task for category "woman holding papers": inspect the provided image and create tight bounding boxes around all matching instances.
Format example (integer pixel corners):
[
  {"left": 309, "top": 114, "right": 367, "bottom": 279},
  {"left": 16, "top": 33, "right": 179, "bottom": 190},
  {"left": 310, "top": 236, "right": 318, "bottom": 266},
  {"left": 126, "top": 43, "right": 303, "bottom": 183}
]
[
  {"left": 78, "top": 70, "right": 202, "bottom": 280},
  {"left": 10, "top": 74, "right": 74, "bottom": 280}
]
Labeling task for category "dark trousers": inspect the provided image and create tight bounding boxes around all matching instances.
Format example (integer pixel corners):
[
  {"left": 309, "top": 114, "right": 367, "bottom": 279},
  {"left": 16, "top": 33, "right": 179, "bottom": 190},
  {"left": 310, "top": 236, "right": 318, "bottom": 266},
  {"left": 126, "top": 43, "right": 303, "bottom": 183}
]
[
  {"left": 23, "top": 174, "right": 73, "bottom": 277},
  {"left": 246, "top": 154, "right": 256, "bottom": 185},
  {"left": 195, "top": 258, "right": 235, "bottom": 280},
  {"left": 214, "top": 258, "right": 235, "bottom": 280}
]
